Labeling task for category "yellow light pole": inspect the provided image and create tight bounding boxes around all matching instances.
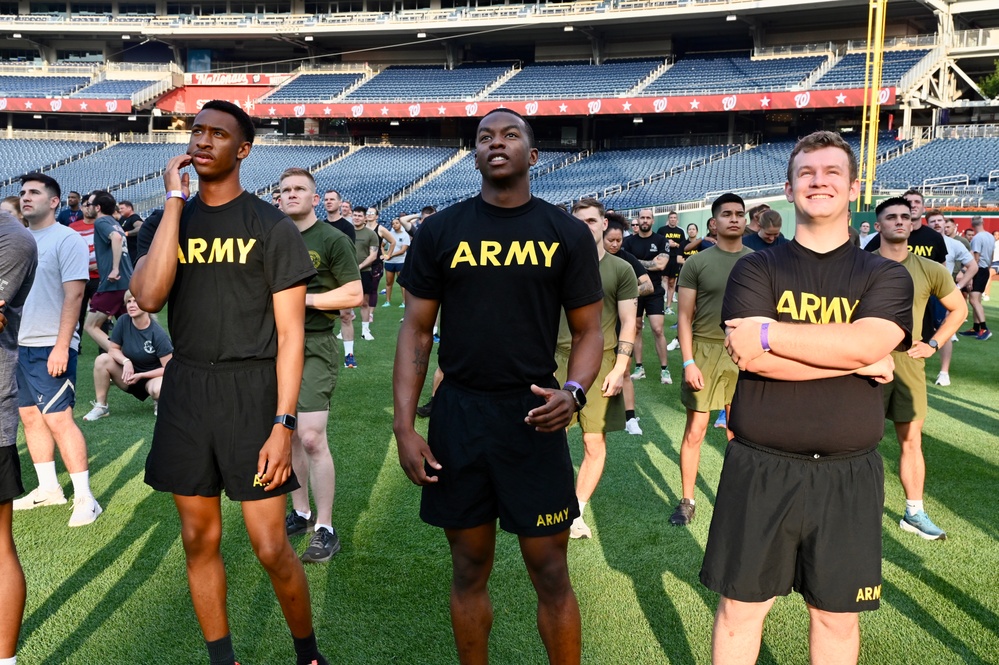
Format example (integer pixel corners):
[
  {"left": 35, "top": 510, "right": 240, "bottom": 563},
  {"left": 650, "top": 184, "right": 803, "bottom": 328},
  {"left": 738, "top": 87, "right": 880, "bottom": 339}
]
[{"left": 859, "top": 0, "right": 889, "bottom": 209}]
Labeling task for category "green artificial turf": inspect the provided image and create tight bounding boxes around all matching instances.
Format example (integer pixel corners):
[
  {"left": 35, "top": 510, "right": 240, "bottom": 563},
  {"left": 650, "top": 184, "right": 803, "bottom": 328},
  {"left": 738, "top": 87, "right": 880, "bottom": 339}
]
[{"left": 12, "top": 296, "right": 999, "bottom": 664}]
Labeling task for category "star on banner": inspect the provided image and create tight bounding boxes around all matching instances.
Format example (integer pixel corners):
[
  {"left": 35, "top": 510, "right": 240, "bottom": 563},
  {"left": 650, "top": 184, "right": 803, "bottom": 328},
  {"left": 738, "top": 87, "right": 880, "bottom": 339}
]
[
  {"left": 80, "top": 102, "right": 88, "bottom": 110},
  {"left": 690, "top": 99, "right": 700, "bottom": 110},
  {"left": 24, "top": 101, "right": 32, "bottom": 109},
  {"left": 559, "top": 103, "right": 568, "bottom": 113},
  {"left": 438, "top": 106, "right": 447, "bottom": 115},
  {"left": 244, "top": 97, "right": 255, "bottom": 111},
  {"left": 268, "top": 107, "right": 276, "bottom": 115},
  {"left": 381, "top": 107, "right": 389, "bottom": 115},
  {"left": 622, "top": 101, "right": 632, "bottom": 111},
  {"left": 324, "top": 107, "right": 332, "bottom": 115},
  {"left": 836, "top": 93, "right": 847, "bottom": 104},
  {"left": 760, "top": 96, "right": 770, "bottom": 108}
]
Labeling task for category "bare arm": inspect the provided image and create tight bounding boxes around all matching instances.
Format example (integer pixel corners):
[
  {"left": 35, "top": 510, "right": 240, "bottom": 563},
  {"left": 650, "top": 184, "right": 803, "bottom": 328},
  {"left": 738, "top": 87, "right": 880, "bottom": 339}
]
[
  {"left": 725, "top": 316, "right": 905, "bottom": 371},
  {"left": 603, "top": 297, "right": 637, "bottom": 396},
  {"left": 130, "top": 155, "right": 191, "bottom": 312},
  {"left": 358, "top": 246, "right": 378, "bottom": 271},
  {"left": 636, "top": 274, "right": 654, "bottom": 297},
  {"left": 956, "top": 260, "right": 977, "bottom": 291},
  {"left": 306, "top": 279, "right": 363, "bottom": 311},
  {"left": 638, "top": 253, "right": 668, "bottom": 271},
  {"left": 47, "top": 280, "right": 85, "bottom": 377},
  {"left": 677, "top": 286, "right": 703, "bottom": 391},
  {"left": 377, "top": 226, "right": 396, "bottom": 261},
  {"left": 909, "top": 287, "right": 967, "bottom": 359},
  {"left": 256, "top": 284, "right": 307, "bottom": 492},
  {"left": 399, "top": 213, "right": 419, "bottom": 232},
  {"left": 525, "top": 300, "right": 603, "bottom": 432},
  {"left": 392, "top": 294, "right": 441, "bottom": 485}
]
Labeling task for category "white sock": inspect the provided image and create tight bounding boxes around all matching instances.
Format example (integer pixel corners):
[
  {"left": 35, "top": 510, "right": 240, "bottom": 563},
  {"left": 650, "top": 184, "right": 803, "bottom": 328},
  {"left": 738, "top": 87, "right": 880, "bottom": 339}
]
[
  {"left": 344, "top": 341, "right": 354, "bottom": 355},
  {"left": 34, "top": 461, "right": 59, "bottom": 492},
  {"left": 433, "top": 326, "right": 438, "bottom": 335},
  {"left": 69, "top": 470, "right": 93, "bottom": 500},
  {"left": 315, "top": 523, "right": 333, "bottom": 533},
  {"left": 686, "top": 498, "right": 696, "bottom": 506},
  {"left": 578, "top": 500, "right": 586, "bottom": 516},
  {"left": 296, "top": 510, "right": 312, "bottom": 520},
  {"left": 362, "top": 322, "right": 370, "bottom": 334},
  {"left": 906, "top": 499, "right": 923, "bottom": 516},
  {"left": 0, "top": 655, "right": 17, "bottom": 664}
]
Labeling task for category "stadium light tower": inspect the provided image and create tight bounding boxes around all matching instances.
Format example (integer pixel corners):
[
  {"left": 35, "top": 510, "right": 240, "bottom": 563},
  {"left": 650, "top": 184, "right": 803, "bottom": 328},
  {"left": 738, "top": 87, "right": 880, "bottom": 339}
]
[{"left": 859, "top": 0, "right": 888, "bottom": 209}]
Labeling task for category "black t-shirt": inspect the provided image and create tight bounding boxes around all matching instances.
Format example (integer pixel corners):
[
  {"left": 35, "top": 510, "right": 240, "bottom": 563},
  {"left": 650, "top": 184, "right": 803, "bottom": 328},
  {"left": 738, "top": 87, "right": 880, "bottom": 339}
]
[
  {"left": 656, "top": 224, "right": 684, "bottom": 260},
  {"left": 723, "top": 239, "right": 913, "bottom": 456},
  {"left": 614, "top": 248, "right": 648, "bottom": 281},
  {"left": 325, "top": 216, "right": 356, "bottom": 242},
  {"left": 622, "top": 232, "right": 668, "bottom": 294},
  {"left": 138, "top": 192, "right": 316, "bottom": 363},
  {"left": 109, "top": 316, "right": 173, "bottom": 373},
  {"left": 120, "top": 213, "right": 143, "bottom": 260},
  {"left": 864, "top": 224, "right": 947, "bottom": 263},
  {"left": 136, "top": 209, "right": 162, "bottom": 260},
  {"left": 742, "top": 232, "right": 789, "bottom": 253},
  {"left": 400, "top": 195, "right": 603, "bottom": 392}
]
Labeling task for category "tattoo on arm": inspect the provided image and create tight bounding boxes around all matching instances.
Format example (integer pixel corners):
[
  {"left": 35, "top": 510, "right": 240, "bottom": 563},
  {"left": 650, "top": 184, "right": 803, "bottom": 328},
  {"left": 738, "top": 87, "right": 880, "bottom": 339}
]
[
  {"left": 616, "top": 341, "right": 634, "bottom": 358},
  {"left": 412, "top": 346, "right": 429, "bottom": 376}
]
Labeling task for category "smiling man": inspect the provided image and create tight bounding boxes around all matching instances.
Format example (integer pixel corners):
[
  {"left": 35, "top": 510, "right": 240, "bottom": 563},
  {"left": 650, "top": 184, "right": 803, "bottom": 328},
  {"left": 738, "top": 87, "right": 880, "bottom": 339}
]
[
  {"left": 393, "top": 108, "right": 603, "bottom": 665},
  {"left": 130, "top": 100, "right": 327, "bottom": 665},
  {"left": 703, "top": 131, "right": 913, "bottom": 665}
]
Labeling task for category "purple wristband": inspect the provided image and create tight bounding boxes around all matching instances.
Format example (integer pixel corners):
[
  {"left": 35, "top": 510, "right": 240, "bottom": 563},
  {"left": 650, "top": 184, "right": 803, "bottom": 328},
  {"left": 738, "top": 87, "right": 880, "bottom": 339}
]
[
  {"left": 563, "top": 380, "right": 584, "bottom": 393},
  {"left": 760, "top": 322, "right": 771, "bottom": 352}
]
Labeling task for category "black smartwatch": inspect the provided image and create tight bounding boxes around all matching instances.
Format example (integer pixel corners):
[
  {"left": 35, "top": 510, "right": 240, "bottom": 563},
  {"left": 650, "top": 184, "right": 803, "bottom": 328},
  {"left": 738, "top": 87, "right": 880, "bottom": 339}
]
[
  {"left": 274, "top": 414, "right": 297, "bottom": 430},
  {"left": 563, "top": 381, "right": 586, "bottom": 412},
  {"left": 927, "top": 339, "right": 939, "bottom": 351}
]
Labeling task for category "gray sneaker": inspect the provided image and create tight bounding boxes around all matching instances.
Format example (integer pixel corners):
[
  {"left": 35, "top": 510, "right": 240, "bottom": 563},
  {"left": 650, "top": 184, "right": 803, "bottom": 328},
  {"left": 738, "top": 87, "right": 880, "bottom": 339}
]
[
  {"left": 301, "top": 526, "right": 341, "bottom": 563},
  {"left": 669, "top": 498, "right": 695, "bottom": 526},
  {"left": 285, "top": 510, "right": 313, "bottom": 537}
]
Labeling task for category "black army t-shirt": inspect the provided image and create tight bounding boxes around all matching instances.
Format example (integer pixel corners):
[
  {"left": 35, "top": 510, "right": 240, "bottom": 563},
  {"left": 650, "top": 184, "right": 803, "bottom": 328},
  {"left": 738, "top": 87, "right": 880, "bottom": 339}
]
[
  {"left": 864, "top": 224, "right": 947, "bottom": 263},
  {"left": 400, "top": 195, "right": 602, "bottom": 392},
  {"left": 326, "top": 216, "right": 356, "bottom": 242},
  {"left": 623, "top": 232, "right": 668, "bottom": 295},
  {"left": 657, "top": 224, "right": 684, "bottom": 261},
  {"left": 723, "top": 239, "right": 913, "bottom": 455},
  {"left": 141, "top": 191, "right": 316, "bottom": 363}
]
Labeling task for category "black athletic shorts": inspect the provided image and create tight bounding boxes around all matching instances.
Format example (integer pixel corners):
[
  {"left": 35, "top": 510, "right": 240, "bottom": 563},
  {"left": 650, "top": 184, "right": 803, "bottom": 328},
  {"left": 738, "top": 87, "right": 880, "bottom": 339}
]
[
  {"left": 144, "top": 356, "right": 300, "bottom": 502},
  {"left": 700, "top": 439, "right": 884, "bottom": 613},
  {"left": 971, "top": 268, "right": 990, "bottom": 294},
  {"left": 637, "top": 293, "right": 665, "bottom": 318},
  {"left": 421, "top": 380, "right": 579, "bottom": 536},
  {"left": 0, "top": 445, "right": 23, "bottom": 503},
  {"left": 665, "top": 258, "right": 681, "bottom": 279},
  {"left": 360, "top": 271, "right": 375, "bottom": 296}
]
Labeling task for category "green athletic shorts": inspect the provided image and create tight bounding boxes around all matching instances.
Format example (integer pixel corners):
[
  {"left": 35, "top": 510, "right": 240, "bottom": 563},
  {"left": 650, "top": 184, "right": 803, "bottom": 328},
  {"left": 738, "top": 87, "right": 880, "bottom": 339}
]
[
  {"left": 298, "top": 330, "right": 340, "bottom": 413},
  {"left": 555, "top": 347, "right": 625, "bottom": 434},
  {"left": 883, "top": 350, "right": 927, "bottom": 422},
  {"left": 681, "top": 338, "right": 738, "bottom": 413}
]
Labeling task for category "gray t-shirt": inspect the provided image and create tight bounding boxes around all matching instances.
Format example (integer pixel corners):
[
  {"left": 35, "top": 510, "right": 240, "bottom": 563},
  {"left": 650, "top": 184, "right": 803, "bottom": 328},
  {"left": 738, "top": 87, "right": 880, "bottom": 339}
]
[
  {"left": 19, "top": 222, "right": 89, "bottom": 350},
  {"left": 970, "top": 230, "right": 996, "bottom": 270},
  {"left": 0, "top": 214, "right": 38, "bottom": 446},
  {"left": 94, "top": 214, "right": 132, "bottom": 292},
  {"left": 386, "top": 228, "right": 410, "bottom": 265},
  {"left": 109, "top": 315, "right": 173, "bottom": 374}
]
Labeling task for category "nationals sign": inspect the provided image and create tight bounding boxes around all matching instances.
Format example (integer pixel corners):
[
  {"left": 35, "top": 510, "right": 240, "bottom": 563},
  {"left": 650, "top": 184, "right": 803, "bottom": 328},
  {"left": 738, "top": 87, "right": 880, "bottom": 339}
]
[{"left": 246, "top": 87, "right": 896, "bottom": 119}]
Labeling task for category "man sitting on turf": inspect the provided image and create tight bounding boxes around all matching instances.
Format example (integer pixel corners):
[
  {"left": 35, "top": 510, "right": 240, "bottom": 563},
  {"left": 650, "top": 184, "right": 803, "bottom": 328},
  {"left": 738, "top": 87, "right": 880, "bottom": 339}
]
[{"left": 873, "top": 197, "right": 967, "bottom": 541}]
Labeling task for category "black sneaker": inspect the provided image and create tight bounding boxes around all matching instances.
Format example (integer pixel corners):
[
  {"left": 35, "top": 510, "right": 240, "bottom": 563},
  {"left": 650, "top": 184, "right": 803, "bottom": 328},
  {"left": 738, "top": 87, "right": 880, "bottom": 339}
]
[
  {"left": 301, "top": 526, "right": 341, "bottom": 563},
  {"left": 285, "top": 510, "right": 313, "bottom": 537},
  {"left": 416, "top": 398, "right": 433, "bottom": 418},
  {"left": 669, "top": 499, "right": 695, "bottom": 526}
]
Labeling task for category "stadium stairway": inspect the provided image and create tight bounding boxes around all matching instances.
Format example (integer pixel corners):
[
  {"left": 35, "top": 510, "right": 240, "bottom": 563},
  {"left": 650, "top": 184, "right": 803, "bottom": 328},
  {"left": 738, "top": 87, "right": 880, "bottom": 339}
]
[{"left": 382, "top": 148, "right": 471, "bottom": 210}]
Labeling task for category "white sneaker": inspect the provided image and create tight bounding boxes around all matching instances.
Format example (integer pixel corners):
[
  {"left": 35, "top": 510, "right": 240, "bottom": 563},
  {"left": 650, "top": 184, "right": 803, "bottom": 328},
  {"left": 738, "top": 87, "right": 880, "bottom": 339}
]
[
  {"left": 664, "top": 307, "right": 674, "bottom": 315},
  {"left": 666, "top": 338, "right": 680, "bottom": 351},
  {"left": 673, "top": 293, "right": 678, "bottom": 303},
  {"left": 951, "top": 334, "right": 959, "bottom": 343},
  {"left": 569, "top": 516, "right": 592, "bottom": 539},
  {"left": 630, "top": 367, "right": 646, "bottom": 380},
  {"left": 935, "top": 371, "right": 950, "bottom": 387},
  {"left": 68, "top": 495, "right": 103, "bottom": 527},
  {"left": 82, "top": 402, "right": 109, "bottom": 421},
  {"left": 661, "top": 368, "right": 672, "bottom": 385},
  {"left": 153, "top": 401, "right": 158, "bottom": 416},
  {"left": 624, "top": 417, "right": 643, "bottom": 435},
  {"left": 13, "top": 486, "right": 67, "bottom": 511},
  {"left": 336, "top": 332, "right": 343, "bottom": 340},
  {"left": 361, "top": 330, "right": 375, "bottom": 341}
]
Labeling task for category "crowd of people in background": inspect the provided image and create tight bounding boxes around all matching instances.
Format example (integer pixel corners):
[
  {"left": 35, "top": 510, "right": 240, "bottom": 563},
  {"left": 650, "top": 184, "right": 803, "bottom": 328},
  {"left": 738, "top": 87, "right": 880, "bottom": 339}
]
[{"left": 0, "top": 102, "right": 997, "bottom": 665}]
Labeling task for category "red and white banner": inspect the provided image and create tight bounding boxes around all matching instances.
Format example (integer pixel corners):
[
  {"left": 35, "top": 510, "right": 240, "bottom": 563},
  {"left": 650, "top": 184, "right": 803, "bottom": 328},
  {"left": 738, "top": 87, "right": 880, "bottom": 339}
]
[
  {"left": 156, "top": 86, "right": 273, "bottom": 115},
  {"left": 184, "top": 72, "right": 291, "bottom": 86},
  {"left": 245, "top": 87, "right": 896, "bottom": 119},
  {"left": 0, "top": 97, "right": 132, "bottom": 114}
]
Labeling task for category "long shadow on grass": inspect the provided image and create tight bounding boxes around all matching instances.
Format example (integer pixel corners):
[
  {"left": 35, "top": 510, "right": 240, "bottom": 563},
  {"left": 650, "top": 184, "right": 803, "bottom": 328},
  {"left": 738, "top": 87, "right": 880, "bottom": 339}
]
[
  {"left": 594, "top": 412, "right": 727, "bottom": 664},
  {"left": 882, "top": 527, "right": 998, "bottom": 664},
  {"left": 21, "top": 439, "right": 183, "bottom": 661},
  {"left": 925, "top": 389, "right": 999, "bottom": 440},
  {"left": 879, "top": 431, "right": 999, "bottom": 541}
]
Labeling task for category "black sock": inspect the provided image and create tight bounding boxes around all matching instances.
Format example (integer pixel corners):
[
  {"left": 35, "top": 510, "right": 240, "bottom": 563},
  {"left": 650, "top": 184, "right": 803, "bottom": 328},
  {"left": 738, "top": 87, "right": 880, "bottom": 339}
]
[
  {"left": 625, "top": 410, "right": 636, "bottom": 421},
  {"left": 974, "top": 322, "right": 982, "bottom": 333},
  {"left": 661, "top": 365, "right": 668, "bottom": 371},
  {"left": 206, "top": 635, "right": 235, "bottom": 665},
  {"left": 634, "top": 363, "right": 643, "bottom": 370},
  {"left": 293, "top": 631, "right": 327, "bottom": 665}
]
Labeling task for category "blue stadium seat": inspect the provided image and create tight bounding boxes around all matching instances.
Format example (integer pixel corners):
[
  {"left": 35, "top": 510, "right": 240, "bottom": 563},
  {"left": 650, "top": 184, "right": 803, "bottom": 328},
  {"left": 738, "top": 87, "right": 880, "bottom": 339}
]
[
  {"left": 488, "top": 59, "right": 663, "bottom": 99},
  {"left": 642, "top": 54, "right": 826, "bottom": 95}
]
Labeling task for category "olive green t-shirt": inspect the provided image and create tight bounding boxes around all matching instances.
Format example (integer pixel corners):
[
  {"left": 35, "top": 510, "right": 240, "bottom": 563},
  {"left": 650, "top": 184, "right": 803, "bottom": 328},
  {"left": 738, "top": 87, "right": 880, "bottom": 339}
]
[
  {"left": 677, "top": 245, "right": 754, "bottom": 341},
  {"left": 353, "top": 226, "right": 379, "bottom": 273},
  {"left": 874, "top": 250, "right": 955, "bottom": 342},
  {"left": 301, "top": 220, "right": 362, "bottom": 332},
  {"left": 557, "top": 252, "right": 639, "bottom": 351}
]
